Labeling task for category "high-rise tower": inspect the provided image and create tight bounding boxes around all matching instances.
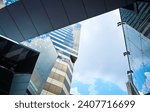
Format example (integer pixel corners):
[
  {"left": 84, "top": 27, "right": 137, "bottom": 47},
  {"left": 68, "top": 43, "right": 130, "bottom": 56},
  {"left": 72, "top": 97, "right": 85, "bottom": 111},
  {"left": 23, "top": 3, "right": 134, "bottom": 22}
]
[
  {"left": 120, "top": 1, "right": 150, "bottom": 38},
  {"left": 41, "top": 24, "right": 81, "bottom": 95}
]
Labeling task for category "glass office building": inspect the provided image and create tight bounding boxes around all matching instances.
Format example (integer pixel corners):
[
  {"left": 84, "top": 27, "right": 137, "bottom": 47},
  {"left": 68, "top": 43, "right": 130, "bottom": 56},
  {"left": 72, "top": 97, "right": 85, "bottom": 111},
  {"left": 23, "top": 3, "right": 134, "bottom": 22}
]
[
  {"left": 21, "top": 35, "right": 58, "bottom": 95},
  {"left": 120, "top": 1, "right": 150, "bottom": 95},
  {"left": 41, "top": 24, "right": 81, "bottom": 95}
]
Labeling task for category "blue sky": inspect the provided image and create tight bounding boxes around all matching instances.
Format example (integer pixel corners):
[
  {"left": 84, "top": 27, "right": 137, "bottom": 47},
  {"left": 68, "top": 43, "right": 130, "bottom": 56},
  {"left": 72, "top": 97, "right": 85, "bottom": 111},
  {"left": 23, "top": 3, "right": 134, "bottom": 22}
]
[
  {"left": 70, "top": 9, "right": 129, "bottom": 95},
  {"left": 133, "top": 65, "right": 150, "bottom": 91}
]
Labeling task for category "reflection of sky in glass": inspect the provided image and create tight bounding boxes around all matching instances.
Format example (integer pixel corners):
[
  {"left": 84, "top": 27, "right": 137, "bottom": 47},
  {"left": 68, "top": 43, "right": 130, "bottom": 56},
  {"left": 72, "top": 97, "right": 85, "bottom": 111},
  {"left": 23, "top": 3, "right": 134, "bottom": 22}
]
[
  {"left": 3, "top": 0, "right": 17, "bottom": 6},
  {"left": 124, "top": 24, "right": 150, "bottom": 94},
  {"left": 21, "top": 34, "right": 58, "bottom": 94}
]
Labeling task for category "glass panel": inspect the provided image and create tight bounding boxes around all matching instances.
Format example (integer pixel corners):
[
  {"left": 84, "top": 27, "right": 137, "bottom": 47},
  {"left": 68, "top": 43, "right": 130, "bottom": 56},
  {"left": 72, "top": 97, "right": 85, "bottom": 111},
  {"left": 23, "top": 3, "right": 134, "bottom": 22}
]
[
  {"left": 123, "top": 24, "right": 150, "bottom": 94},
  {"left": 22, "top": 36, "right": 58, "bottom": 94}
]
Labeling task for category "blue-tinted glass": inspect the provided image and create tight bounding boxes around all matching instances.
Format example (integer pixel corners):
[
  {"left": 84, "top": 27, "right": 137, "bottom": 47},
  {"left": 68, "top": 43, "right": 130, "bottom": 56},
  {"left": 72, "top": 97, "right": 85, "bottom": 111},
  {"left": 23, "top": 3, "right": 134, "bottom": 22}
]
[
  {"left": 3, "top": 0, "right": 17, "bottom": 6},
  {"left": 124, "top": 24, "right": 150, "bottom": 94},
  {"left": 21, "top": 36, "right": 58, "bottom": 94}
]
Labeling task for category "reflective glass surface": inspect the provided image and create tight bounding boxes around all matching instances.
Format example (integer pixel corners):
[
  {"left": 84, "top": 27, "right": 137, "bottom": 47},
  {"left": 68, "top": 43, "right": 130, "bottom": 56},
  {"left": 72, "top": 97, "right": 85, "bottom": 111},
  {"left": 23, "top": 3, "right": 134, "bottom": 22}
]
[
  {"left": 3, "top": 0, "right": 17, "bottom": 6},
  {"left": 0, "top": 35, "right": 39, "bottom": 74},
  {"left": 21, "top": 35, "right": 58, "bottom": 94},
  {"left": 123, "top": 24, "right": 150, "bottom": 94},
  {"left": 120, "top": 2, "right": 150, "bottom": 39}
]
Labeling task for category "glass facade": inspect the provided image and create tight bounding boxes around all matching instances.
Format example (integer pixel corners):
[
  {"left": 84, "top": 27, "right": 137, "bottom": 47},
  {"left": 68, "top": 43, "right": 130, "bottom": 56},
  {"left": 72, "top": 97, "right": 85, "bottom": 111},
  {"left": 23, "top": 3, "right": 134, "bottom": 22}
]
[
  {"left": 49, "top": 24, "right": 80, "bottom": 58},
  {"left": 0, "top": 66, "right": 13, "bottom": 94},
  {"left": 123, "top": 24, "right": 150, "bottom": 94},
  {"left": 21, "top": 35, "right": 58, "bottom": 95},
  {"left": 0, "top": 0, "right": 18, "bottom": 8},
  {"left": 120, "top": 1, "right": 150, "bottom": 94},
  {"left": 0, "top": 35, "right": 39, "bottom": 95},
  {"left": 120, "top": 1, "right": 150, "bottom": 38},
  {"left": 9, "top": 73, "right": 31, "bottom": 95}
]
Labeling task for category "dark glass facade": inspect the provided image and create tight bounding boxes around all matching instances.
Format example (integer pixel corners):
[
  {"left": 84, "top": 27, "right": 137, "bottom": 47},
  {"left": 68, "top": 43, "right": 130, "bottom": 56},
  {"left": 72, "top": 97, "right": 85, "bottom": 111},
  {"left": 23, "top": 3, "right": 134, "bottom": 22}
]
[
  {"left": 0, "top": 66, "right": 13, "bottom": 94},
  {"left": 0, "top": 35, "right": 39, "bottom": 95}
]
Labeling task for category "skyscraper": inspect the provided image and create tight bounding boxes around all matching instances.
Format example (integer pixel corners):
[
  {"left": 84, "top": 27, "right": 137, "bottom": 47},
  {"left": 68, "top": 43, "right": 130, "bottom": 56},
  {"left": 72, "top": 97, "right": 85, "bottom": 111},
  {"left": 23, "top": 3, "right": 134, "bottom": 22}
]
[
  {"left": 120, "top": 1, "right": 150, "bottom": 95},
  {"left": 41, "top": 24, "right": 81, "bottom": 95},
  {"left": 120, "top": 1, "right": 150, "bottom": 38}
]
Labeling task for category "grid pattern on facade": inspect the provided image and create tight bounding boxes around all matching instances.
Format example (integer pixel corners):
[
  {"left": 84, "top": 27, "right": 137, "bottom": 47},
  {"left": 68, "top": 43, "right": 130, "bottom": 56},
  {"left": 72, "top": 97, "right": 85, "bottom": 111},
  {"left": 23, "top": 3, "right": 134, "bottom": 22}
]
[{"left": 120, "top": 2, "right": 150, "bottom": 38}]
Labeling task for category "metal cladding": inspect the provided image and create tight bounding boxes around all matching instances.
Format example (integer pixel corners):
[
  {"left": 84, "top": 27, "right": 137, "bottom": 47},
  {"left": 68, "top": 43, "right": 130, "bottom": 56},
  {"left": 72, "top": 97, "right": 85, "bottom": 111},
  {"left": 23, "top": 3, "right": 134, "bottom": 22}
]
[{"left": 0, "top": 0, "right": 137, "bottom": 42}]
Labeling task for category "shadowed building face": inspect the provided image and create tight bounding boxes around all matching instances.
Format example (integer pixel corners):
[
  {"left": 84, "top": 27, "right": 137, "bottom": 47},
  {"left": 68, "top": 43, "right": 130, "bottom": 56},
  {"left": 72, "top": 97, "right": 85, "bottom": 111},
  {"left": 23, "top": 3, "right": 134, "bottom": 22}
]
[
  {"left": 0, "top": 35, "right": 39, "bottom": 94},
  {"left": 0, "top": 0, "right": 139, "bottom": 42}
]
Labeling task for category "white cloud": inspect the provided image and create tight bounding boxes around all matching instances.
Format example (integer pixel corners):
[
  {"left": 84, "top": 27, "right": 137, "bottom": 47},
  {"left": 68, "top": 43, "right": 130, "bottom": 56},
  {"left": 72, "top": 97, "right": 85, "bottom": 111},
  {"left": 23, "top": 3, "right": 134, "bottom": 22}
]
[
  {"left": 142, "top": 72, "right": 150, "bottom": 93},
  {"left": 70, "top": 87, "right": 81, "bottom": 95},
  {"left": 139, "top": 91, "right": 144, "bottom": 95},
  {"left": 0, "top": 1, "right": 3, "bottom": 7},
  {"left": 88, "top": 84, "right": 99, "bottom": 95},
  {"left": 72, "top": 9, "right": 128, "bottom": 93}
]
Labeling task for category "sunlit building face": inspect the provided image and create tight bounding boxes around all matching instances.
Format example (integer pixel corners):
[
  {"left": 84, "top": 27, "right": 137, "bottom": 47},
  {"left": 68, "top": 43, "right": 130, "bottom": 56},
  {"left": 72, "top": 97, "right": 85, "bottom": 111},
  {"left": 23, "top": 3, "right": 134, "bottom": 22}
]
[{"left": 120, "top": 1, "right": 150, "bottom": 95}]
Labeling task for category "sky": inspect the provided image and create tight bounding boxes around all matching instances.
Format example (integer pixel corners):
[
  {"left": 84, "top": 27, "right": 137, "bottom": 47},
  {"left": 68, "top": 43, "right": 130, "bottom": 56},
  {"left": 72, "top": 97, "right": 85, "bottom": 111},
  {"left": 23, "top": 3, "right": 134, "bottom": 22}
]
[{"left": 70, "top": 9, "right": 129, "bottom": 95}]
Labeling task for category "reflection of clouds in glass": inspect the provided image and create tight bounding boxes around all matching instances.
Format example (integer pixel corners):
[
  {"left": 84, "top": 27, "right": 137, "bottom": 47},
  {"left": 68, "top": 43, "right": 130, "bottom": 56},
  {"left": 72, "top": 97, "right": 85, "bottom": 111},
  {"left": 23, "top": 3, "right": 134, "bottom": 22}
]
[
  {"left": 138, "top": 91, "right": 144, "bottom": 95},
  {"left": 3, "top": 0, "right": 18, "bottom": 6},
  {"left": 142, "top": 72, "right": 150, "bottom": 94},
  {"left": 21, "top": 35, "right": 58, "bottom": 94},
  {"left": 130, "top": 58, "right": 143, "bottom": 71},
  {"left": 125, "top": 25, "right": 150, "bottom": 70},
  {"left": 22, "top": 36, "right": 53, "bottom": 52},
  {"left": 124, "top": 24, "right": 150, "bottom": 94},
  {"left": 126, "top": 26, "right": 150, "bottom": 69},
  {"left": 22, "top": 36, "right": 57, "bottom": 77}
]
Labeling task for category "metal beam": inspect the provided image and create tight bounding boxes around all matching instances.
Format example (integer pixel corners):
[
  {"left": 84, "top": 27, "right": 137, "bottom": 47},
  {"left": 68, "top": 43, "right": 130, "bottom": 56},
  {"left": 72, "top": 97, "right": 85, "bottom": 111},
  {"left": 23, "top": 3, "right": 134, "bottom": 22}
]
[{"left": 0, "top": 0, "right": 137, "bottom": 42}]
